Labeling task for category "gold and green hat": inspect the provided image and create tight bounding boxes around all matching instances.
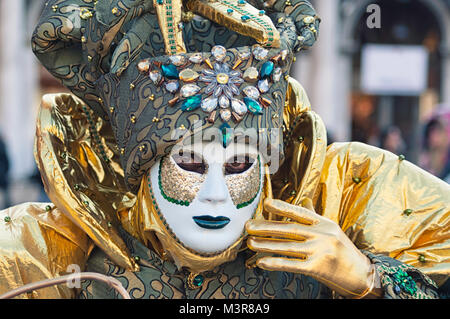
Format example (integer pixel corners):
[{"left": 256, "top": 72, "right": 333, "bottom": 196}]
[
  {"left": 32, "top": 0, "right": 320, "bottom": 193},
  {"left": 99, "top": 42, "right": 294, "bottom": 192}
]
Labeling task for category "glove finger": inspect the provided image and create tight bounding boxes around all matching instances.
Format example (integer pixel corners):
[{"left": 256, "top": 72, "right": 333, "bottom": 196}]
[
  {"left": 247, "top": 236, "right": 314, "bottom": 259},
  {"left": 264, "top": 198, "right": 319, "bottom": 225},
  {"left": 245, "top": 220, "right": 316, "bottom": 241},
  {"left": 256, "top": 256, "right": 313, "bottom": 274}
]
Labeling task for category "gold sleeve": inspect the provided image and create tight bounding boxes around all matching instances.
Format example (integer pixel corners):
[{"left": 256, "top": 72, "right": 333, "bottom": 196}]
[
  {"left": 0, "top": 203, "right": 92, "bottom": 299},
  {"left": 314, "top": 142, "right": 450, "bottom": 286},
  {"left": 34, "top": 94, "right": 139, "bottom": 272}
]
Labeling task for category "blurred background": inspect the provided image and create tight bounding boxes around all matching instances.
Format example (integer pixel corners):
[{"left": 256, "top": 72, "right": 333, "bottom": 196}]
[{"left": 0, "top": 0, "right": 449, "bottom": 209}]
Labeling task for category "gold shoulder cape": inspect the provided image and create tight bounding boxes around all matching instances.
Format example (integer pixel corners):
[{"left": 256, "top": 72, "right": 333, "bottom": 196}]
[{"left": 0, "top": 79, "right": 448, "bottom": 298}]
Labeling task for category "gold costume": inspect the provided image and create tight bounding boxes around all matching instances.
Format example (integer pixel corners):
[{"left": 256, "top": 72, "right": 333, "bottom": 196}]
[{"left": 0, "top": 79, "right": 448, "bottom": 298}]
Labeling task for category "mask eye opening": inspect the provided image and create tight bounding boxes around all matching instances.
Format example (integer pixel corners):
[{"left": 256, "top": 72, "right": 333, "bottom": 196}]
[
  {"left": 224, "top": 155, "right": 256, "bottom": 175},
  {"left": 172, "top": 150, "right": 207, "bottom": 174}
]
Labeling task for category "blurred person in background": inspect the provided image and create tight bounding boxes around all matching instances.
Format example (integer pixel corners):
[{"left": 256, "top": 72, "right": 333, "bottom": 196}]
[
  {"left": 419, "top": 117, "right": 450, "bottom": 182},
  {"left": 0, "top": 135, "right": 10, "bottom": 210},
  {"left": 379, "top": 126, "right": 406, "bottom": 156},
  {"left": 351, "top": 93, "right": 379, "bottom": 145}
]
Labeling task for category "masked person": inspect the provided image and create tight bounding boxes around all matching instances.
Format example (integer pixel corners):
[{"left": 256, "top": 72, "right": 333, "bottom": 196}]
[{"left": 0, "top": 0, "right": 448, "bottom": 299}]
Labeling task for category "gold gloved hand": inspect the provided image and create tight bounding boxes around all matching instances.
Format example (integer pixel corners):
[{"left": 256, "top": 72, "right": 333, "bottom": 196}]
[{"left": 246, "top": 199, "right": 383, "bottom": 298}]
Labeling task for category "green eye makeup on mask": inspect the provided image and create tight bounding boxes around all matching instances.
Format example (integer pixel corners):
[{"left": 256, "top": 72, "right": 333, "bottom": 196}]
[{"left": 158, "top": 154, "right": 261, "bottom": 208}]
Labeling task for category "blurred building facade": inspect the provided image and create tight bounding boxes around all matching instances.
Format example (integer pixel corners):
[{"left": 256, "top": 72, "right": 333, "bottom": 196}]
[
  {"left": 0, "top": 0, "right": 66, "bottom": 180},
  {"left": 0, "top": 0, "right": 449, "bottom": 192},
  {"left": 0, "top": 0, "right": 40, "bottom": 181},
  {"left": 294, "top": 0, "right": 450, "bottom": 164},
  {"left": 0, "top": 0, "right": 57, "bottom": 206}
]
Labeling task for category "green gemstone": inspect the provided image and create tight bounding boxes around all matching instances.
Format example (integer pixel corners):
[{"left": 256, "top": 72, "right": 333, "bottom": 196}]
[
  {"left": 161, "top": 63, "right": 179, "bottom": 79},
  {"left": 418, "top": 255, "right": 426, "bottom": 262},
  {"left": 220, "top": 123, "right": 232, "bottom": 148},
  {"left": 352, "top": 177, "right": 362, "bottom": 184},
  {"left": 244, "top": 97, "right": 263, "bottom": 115},
  {"left": 181, "top": 95, "right": 202, "bottom": 111},
  {"left": 45, "top": 205, "right": 52, "bottom": 212},
  {"left": 193, "top": 275, "right": 204, "bottom": 287},
  {"left": 399, "top": 154, "right": 406, "bottom": 161},
  {"left": 4, "top": 216, "right": 11, "bottom": 223},
  {"left": 403, "top": 209, "right": 413, "bottom": 216},
  {"left": 260, "top": 61, "right": 274, "bottom": 79},
  {"left": 134, "top": 256, "right": 141, "bottom": 262}
]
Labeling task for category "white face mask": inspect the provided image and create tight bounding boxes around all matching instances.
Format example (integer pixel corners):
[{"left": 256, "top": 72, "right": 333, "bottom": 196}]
[{"left": 148, "top": 141, "right": 264, "bottom": 254}]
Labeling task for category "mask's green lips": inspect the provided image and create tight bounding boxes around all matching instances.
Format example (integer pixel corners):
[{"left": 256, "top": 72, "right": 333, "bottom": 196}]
[{"left": 193, "top": 216, "right": 231, "bottom": 230}]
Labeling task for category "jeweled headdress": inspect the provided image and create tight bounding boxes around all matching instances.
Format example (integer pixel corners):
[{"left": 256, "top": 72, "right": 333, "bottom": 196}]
[{"left": 33, "top": 0, "right": 320, "bottom": 193}]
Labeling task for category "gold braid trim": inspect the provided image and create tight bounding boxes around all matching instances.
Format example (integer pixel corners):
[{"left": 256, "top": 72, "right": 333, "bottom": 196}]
[
  {"left": 153, "top": 0, "right": 187, "bottom": 55},
  {"left": 186, "top": 0, "right": 280, "bottom": 48}
]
